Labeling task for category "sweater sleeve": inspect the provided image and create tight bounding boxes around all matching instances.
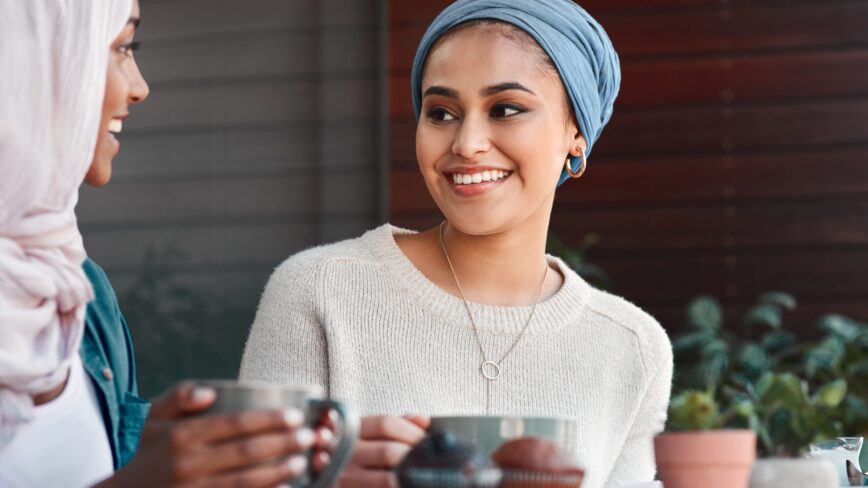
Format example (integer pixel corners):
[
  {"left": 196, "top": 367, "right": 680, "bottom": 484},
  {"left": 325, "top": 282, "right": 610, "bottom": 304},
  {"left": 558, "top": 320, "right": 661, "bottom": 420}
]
[
  {"left": 603, "top": 331, "right": 673, "bottom": 487},
  {"left": 238, "top": 254, "right": 330, "bottom": 393}
]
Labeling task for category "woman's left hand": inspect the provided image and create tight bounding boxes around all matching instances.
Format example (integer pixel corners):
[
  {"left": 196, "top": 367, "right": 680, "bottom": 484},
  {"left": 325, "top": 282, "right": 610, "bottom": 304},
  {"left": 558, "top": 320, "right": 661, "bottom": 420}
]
[{"left": 336, "top": 414, "right": 430, "bottom": 488}]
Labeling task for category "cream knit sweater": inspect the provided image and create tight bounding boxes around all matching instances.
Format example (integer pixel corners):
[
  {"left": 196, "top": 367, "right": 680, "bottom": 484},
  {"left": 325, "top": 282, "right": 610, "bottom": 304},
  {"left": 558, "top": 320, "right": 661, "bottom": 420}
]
[{"left": 239, "top": 224, "right": 673, "bottom": 488}]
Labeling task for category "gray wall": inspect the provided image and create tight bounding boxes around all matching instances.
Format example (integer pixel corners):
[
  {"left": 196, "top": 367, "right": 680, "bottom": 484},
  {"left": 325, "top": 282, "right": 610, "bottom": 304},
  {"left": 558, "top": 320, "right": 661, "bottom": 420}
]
[{"left": 77, "top": 0, "right": 388, "bottom": 396}]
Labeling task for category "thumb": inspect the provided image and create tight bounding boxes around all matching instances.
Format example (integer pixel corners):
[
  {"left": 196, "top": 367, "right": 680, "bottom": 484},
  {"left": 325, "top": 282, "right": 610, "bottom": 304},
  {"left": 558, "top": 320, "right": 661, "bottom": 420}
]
[
  {"left": 403, "top": 414, "right": 431, "bottom": 430},
  {"left": 148, "top": 381, "right": 216, "bottom": 420}
]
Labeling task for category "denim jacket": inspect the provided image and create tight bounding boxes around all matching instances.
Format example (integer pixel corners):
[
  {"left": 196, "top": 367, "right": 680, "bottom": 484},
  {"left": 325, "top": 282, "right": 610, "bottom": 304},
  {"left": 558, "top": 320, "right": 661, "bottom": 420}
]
[{"left": 80, "top": 259, "right": 150, "bottom": 470}]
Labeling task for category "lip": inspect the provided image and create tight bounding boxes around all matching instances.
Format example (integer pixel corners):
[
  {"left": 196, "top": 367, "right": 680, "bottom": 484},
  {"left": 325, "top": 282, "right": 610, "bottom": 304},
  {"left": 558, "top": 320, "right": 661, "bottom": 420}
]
[
  {"left": 443, "top": 171, "right": 511, "bottom": 197},
  {"left": 443, "top": 165, "right": 510, "bottom": 175}
]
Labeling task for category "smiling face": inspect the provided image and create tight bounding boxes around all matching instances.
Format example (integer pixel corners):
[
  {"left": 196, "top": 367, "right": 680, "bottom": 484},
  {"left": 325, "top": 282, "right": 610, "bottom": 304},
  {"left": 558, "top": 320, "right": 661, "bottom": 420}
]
[
  {"left": 85, "top": 0, "right": 149, "bottom": 187},
  {"left": 416, "top": 23, "right": 585, "bottom": 236}
]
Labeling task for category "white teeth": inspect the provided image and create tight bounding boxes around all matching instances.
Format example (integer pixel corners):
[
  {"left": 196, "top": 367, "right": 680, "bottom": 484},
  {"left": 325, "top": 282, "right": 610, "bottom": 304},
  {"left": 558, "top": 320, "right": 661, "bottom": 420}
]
[
  {"left": 451, "top": 170, "right": 510, "bottom": 185},
  {"left": 108, "top": 119, "right": 122, "bottom": 133}
]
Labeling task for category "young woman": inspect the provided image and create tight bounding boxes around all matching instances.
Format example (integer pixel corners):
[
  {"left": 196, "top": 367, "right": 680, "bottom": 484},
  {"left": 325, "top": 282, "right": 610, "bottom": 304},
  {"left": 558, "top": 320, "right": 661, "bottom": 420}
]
[
  {"left": 0, "top": 2, "right": 315, "bottom": 486},
  {"left": 240, "top": 1, "right": 673, "bottom": 487}
]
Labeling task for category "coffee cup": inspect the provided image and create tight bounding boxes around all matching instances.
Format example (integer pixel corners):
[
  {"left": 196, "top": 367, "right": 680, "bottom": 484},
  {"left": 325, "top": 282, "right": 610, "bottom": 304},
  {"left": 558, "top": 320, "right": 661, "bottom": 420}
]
[
  {"left": 194, "top": 379, "right": 358, "bottom": 488},
  {"left": 428, "top": 415, "right": 578, "bottom": 457}
]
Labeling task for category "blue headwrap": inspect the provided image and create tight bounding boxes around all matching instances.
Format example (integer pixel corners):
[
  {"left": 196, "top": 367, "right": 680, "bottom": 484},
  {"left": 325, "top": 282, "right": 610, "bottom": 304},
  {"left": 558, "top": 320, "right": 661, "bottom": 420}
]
[{"left": 410, "top": 0, "right": 621, "bottom": 186}]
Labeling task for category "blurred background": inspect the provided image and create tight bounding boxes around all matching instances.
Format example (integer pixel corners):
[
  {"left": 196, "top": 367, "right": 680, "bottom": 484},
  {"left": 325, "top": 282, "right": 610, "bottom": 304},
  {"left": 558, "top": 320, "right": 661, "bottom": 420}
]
[{"left": 77, "top": 0, "right": 868, "bottom": 397}]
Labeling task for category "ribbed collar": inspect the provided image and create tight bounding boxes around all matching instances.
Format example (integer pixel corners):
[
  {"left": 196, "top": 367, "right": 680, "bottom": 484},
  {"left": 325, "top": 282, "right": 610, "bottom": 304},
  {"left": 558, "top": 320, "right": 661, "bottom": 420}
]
[{"left": 363, "top": 224, "right": 592, "bottom": 336}]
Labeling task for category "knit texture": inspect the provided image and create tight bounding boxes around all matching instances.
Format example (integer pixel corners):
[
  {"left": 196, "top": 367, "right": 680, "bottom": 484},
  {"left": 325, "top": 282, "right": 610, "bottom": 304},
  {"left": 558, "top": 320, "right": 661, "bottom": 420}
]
[{"left": 240, "top": 224, "right": 673, "bottom": 488}]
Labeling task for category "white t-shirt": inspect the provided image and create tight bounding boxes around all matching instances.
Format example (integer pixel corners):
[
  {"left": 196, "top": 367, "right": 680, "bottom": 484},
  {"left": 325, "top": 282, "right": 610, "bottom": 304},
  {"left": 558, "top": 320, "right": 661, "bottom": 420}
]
[{"left": 0, "top": 355, "right": 114, "bottom": 487}]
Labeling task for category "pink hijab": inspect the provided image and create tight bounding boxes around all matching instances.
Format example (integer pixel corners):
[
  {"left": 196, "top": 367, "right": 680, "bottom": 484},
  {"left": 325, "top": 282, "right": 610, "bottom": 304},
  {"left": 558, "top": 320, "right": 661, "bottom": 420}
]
[{"left": 0, "top": 0, "right": 133, "bottom": 446}]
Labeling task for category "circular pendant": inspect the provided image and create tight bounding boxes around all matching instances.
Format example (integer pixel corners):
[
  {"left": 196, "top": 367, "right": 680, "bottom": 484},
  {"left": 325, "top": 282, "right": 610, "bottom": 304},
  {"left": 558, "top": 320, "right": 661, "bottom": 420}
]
[{"left": 480, "top": 361, "right": 501, "bottom": 380}]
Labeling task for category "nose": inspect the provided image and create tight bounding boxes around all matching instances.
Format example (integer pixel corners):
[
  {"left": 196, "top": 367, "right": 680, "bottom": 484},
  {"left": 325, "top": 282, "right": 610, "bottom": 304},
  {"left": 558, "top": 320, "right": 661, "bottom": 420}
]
[
  {"left": 451, "top": 112, "right": 491, "bottom": 160},
  {"left": 128, "top": 59, "right": 150, "bottom": 104}
]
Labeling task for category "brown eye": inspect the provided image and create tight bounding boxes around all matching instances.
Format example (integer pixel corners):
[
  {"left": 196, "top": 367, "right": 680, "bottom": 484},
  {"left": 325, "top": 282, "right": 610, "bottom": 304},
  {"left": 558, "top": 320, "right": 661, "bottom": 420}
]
[
  {"left": 427, "top": 107, "right": 456, "bottom": 122},
  {"left": 490, "top": 104, "right": 523, "bottom": 118}
]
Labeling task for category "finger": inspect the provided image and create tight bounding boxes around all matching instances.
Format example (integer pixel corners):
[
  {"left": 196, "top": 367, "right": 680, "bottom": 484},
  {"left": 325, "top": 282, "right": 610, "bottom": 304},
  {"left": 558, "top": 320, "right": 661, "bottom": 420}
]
[
  {"left": 339, "top": 468, "right": 399, "bottom": 488},
  {"left": 186, "top": 455, "right": 308, "bottom": 488},
  {"left": 319, "top": 408, "right": 339, "bottom": 431},
  {"left": 176, "top": 428, "right": 315, "bottom": 479},
  {"left": 175, "top": 408, "right": 305, "bottom": 447},
  {"left": 402, "top": 415, "right": 431, "bottom": 431},
  {"left": 312, "top": 450, "right": 330, "bottom": 475},
  {"left": 360, "top": 416, "right": 427, "bottom": 445},
  {"left": 315, "top": 426, "right": 335, "bottom": 451},
  {"left": 350, "top": 440, "right": 412, "bottom": 469},
  {"left": 149, "top": 382, "right": 216, "bottom": 420}
]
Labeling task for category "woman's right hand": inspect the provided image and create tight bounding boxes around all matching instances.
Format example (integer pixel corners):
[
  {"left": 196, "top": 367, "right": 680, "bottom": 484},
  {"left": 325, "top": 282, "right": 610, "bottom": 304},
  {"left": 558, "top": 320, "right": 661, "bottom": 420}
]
[
  {"left": 337, "top": 414, "right": 430, "bottom": 488},
  {"left": 96, "top": 382, "right": 316, "bottom": 488}
]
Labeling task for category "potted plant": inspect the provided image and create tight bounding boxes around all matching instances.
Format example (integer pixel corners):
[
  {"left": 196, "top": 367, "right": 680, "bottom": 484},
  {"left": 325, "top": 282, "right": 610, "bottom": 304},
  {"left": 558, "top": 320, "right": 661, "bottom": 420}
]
[
  {"left": 667, "top": 292, "right": 864, "bottom": 487},
  {"left": 654, "top": 389, "right": 756, "bottom": 488},
  {"left": 737, "top": 372, "right": 843, "bottom": 487}
]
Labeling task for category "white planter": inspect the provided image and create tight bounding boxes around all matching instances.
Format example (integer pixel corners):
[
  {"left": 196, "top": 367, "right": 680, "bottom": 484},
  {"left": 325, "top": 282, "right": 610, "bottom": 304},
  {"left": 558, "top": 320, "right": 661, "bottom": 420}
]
[{"left": 749, "top": 458, "right": 838, "bottom": 488}]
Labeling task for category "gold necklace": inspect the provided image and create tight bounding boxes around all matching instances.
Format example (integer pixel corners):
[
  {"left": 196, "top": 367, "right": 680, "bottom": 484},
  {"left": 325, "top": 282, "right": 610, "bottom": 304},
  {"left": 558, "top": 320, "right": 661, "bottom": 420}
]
[{"left": 438, "top": 222, "right": 548, "bottom": 414}]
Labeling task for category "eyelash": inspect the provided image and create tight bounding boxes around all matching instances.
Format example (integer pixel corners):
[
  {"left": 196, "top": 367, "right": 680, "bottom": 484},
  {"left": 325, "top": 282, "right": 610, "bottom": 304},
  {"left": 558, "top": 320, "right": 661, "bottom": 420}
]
[
  {"left": 117, "top": 41, "right": 140, "bottom": 56},
  {"left": 425, "top": 103, "right": 526, "bottom": 123}
]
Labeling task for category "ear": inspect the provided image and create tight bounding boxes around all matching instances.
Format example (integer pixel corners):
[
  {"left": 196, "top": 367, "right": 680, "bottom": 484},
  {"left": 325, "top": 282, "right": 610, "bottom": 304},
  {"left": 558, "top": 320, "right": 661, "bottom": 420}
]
[{"left": 569, "top": 133, "right": 588, "bottom": 158}]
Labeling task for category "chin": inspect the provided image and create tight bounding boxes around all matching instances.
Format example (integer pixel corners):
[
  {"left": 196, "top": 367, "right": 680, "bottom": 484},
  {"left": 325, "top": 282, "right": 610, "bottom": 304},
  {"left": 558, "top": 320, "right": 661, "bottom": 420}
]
[
  {"left": 443, "top": 212, "right": 510, "bottom": 237},
  {"left": 84, "top": 159, "right": 112, "bottom": 187}
]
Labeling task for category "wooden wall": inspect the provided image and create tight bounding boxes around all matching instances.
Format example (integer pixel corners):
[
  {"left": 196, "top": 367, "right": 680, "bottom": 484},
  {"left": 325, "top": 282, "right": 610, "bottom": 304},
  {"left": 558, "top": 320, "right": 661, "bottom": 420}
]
[
  {"left": 77, "top": 0, "right": 387, "bottom": 395},
  {"left": 389, "top": 0, "right": 868, "bottom": 335}
]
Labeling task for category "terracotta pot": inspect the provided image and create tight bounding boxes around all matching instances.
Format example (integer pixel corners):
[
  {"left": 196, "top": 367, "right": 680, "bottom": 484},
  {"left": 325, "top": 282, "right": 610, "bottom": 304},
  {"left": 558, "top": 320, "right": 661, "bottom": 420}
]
[
  {"left": 654, "top": 429, "right": 756, "bottom": 488},
  {"left": 749, "top": 458, "right": 838, "bottom": 488}
]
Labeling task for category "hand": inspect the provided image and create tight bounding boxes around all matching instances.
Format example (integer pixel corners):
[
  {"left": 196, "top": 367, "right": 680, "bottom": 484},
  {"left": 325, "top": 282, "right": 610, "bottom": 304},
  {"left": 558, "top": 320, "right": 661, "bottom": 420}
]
[
  {"left": 336, "top": 414, "right": 430, "bottom": 488},
  {"left": 95, "top": 382, "right": 316, "bottom": 488}
]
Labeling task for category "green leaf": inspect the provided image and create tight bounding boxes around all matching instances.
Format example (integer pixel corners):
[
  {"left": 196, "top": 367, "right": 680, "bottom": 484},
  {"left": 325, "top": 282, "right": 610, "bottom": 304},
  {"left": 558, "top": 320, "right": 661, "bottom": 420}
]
[
  {"left": 667, "top": 390, "right": 721, "bottom": 431},
  {"left": 755, "top": 372, "right": 774, "bottom": 397},
  {"left": 736, "top": 343, "right": 769, "bottom": 377},
  {"left": 744, "top": 304, "right": 783, "bottom": 330},
  {"left": 731, "top": 397, "right": 755, "bottom": 417},
  {"left": 760, "top": 331, "right": 796, "bottom": 351},
  {"left": 819, "top": 314, "right": 865, "bottom": 342},
  {"left": 845, "top": 358, "right": 868, "bottom": 377},
  {"left": 804, "top": 336, "right": 845, "bottom": 377},
  {"left": 687, "top": 296, "right": 723, "bottom": 331},
  {"left": 813, "top": 379, "right": 847, "bottom": 408},
  {"left": 672, "top": 330, "right": 713, "bottom": 352},
  {"left": 758, "top": 292, "right": 797, "bottom": 310}
]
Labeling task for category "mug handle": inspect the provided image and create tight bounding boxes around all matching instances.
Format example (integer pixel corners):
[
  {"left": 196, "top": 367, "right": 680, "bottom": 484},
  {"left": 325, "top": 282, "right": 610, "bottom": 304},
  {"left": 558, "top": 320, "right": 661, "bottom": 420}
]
[{"left": 308, "top": 399, "right": 359, "bottom": 488}]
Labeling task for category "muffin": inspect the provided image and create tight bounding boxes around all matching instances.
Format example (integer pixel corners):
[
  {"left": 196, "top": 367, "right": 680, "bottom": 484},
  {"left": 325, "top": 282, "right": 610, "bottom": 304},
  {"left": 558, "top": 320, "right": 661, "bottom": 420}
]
[
  {"left": 397, "top": 430, "right": 500, "bottom": 488},
  {"left": 491, "top": 437, "right": 584, "bottom": 488}
]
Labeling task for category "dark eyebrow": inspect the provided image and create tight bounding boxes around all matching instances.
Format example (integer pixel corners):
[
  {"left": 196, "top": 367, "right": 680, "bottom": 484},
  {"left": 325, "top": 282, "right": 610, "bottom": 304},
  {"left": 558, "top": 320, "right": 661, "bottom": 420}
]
[
  {"left": 481, "top": 82, "right": 535, "bottom": 97},
  {"left": 128, "top": 17, "right": 141, "bottom": 28},
  {"left": 423, "top": 86, "right": 459, "bottom": 99}
]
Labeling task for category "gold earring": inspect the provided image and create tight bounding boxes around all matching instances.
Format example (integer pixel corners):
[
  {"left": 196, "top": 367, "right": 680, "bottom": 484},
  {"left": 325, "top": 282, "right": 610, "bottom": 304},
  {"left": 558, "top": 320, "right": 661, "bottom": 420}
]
[{"left": 565, "top": 146, "right": 587, "bottom": 179}]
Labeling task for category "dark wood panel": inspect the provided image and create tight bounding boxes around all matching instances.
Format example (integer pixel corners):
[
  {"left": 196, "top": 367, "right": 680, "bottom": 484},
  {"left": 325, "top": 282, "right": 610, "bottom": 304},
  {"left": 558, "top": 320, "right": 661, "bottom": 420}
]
[
  {"left": 389, "top": 3, "right": 868, "bottom": 71},
  {"left": 601, "top": 2, "right": 868, "bottom": 58},
  {"left": 595, "top": 249, "right": 868, "bottom": 302},
  {"left": 620, "top": 50, "right": 868, "bottom": 106},
  {"left": 597, "top": 98, "right": 868, "bottom": 156}
]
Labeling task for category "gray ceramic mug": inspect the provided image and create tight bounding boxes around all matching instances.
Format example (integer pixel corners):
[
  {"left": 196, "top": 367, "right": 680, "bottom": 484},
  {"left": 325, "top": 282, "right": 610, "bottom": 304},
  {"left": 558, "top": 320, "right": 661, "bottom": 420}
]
[
  {"left": 194, "top": 380, "right": 358, "bottom": 488},
  {"left": 429, "top": 415, "right": 578, "bottom": 457}
]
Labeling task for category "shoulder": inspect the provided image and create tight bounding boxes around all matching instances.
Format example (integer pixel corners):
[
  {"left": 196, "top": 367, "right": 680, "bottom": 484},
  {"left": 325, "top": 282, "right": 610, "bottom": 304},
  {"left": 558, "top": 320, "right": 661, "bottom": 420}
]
[
  {"left": 267, "top": 224, "right": 392, "bottom": 287},
  {"left": 83, "top": 258, "right": 123, "bottom": 332},
  {"left": 584, "top": 284, "right": 673, "bottom": 377},
  {"left": 260, "top": 224, "right": 393, "bottom": 303}
]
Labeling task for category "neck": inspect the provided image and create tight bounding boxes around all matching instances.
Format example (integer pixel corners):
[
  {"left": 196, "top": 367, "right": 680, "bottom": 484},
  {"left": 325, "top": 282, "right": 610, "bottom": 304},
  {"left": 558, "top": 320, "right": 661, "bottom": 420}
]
[{"left": 440, "top": 215, "right": 553, "bottom": 306}]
